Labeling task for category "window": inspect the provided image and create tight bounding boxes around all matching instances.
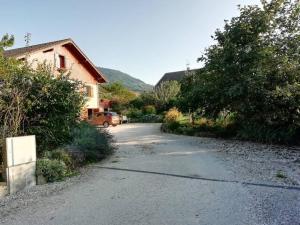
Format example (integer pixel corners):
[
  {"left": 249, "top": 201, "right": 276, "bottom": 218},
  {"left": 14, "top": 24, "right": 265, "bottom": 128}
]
[
  {"left": 85, "top": 85, "right": 93, "bottom": 97},
  {"left": 88, "top": 109, "right": 93, "bottom": 120},
  {"left": 59, "top": 55, "right": 65, "bottom": 69}
]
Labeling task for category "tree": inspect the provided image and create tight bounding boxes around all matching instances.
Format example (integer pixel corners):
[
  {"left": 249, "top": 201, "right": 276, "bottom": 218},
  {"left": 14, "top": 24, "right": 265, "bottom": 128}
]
[
  {"left": 99, "top": 82, "right": 137, "bottom": 113},
  {"left": 0, "top": 34, "right": 14, "bottom": 51},
  {"left": 25, "top": 64, "right": 85, "bottom": 152},
  {"left": 153, "top": 80, "right": 181, "bottom": 111},
  {"left": 188, "top": 0, "right": 300, "bottom": 142},
  {"left": 178, "top": 69, "right": 206, "bottom": 123},
  {"left": 0, "top": 37, "right": 85, "bottom": 152}
]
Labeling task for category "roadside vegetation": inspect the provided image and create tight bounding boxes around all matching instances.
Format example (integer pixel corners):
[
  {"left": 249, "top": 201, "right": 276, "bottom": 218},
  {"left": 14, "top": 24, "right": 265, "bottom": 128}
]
[
  {"left": 98, "top": 80, "right": 181, "bottom": 123},
  {"left": 127, "top": 80, "right": 180, "bottom": 122},
  {"left": 0, "top": 35, "right": 115, "bottom": 184},
  {"left": 162, "top": 0, "right": 300, "bottom": 145}
]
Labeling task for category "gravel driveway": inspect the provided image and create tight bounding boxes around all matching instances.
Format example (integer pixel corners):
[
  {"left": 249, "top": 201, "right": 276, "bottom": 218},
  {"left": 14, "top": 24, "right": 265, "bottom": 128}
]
[{"left": 0, "top": 123, "right": 299, "bottom": 225}]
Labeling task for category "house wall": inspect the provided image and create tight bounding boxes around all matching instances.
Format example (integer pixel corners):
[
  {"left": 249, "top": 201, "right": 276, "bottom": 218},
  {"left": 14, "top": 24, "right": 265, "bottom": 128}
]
[{"left": 21, "top": 45, "right": 99, "bottom": 109}]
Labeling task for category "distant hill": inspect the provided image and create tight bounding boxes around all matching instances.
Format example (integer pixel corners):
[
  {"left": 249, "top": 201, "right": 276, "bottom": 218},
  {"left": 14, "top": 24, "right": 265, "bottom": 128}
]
[{"left": 97, "top": 67, "right": 153, "bottom": 93}]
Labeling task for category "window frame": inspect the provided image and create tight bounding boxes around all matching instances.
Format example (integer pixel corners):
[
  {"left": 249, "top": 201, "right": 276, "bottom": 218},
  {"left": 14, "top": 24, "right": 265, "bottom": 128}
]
[
  {"left": 85, "top": 85, "right": 94, "bottom": 98},
  {"left": 59, "top": 55, "right": 66, "bottom": 69}
]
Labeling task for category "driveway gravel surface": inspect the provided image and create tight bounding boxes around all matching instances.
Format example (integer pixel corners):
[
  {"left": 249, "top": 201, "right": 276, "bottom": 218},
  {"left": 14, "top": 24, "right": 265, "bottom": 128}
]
[{"left": 0, "top": 123, "right": 299, "bottom": 225}]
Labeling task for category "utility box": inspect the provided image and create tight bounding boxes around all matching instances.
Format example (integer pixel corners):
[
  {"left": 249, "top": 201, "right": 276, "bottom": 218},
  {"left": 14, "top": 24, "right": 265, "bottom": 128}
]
[{"left": 5, "top": 135, "right": 36, "bottom": 194}]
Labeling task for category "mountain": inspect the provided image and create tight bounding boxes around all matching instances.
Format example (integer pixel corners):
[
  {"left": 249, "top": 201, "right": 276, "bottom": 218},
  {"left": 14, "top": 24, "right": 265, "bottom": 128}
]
[{"left": 97, "top": 67, "right": 153, "bottom": 93}]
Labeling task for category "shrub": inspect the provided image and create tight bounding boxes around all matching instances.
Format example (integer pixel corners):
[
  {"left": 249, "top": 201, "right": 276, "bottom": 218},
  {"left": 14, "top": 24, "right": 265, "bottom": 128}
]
[
  {"left": 127, "top": 108, "right": 143, "bottom": 119},
  {"left": 131, "top": 114, "right": 163, "bottom": 123},
  {"left": 0, "top": 54, "right": 85, "bottom": 154},
  {"left": 36, "top": 158, "right": 67, "bottom": 183},
  {"left": 196, "top": 117, "right": 214, "bottom": 127},
  {"left": 143, "top": 105, "right": 156, "bottom": 115},
  {"left": 25, "top": 68, "right": 85, "bottom": 153},
  {"left": 141, "top": 114, "right": 163, "bottom": 123},
  {"left": 164, "top": 107, "right": 182, "bottom": 123},
  {"left": 237, "top": 123, "right": 298, "bottom": 144},
  {"left": 164, "top": 121, "right": 181, "bottom": 132},
  {"left": 69, "top": 122, "right": 115, "bottom": 162},
  {"left": 43, "top": 148, "right": 74, "bottom": 171}
]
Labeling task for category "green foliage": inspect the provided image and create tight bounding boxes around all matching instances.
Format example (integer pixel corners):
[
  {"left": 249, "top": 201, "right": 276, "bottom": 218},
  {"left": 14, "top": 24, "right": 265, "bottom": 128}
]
[
  {"left": 70, "top": 122, "right": 115, "bottom": 162},
  {"left": 161, "top": 121, "right": 181, "bottom": 134},
  {"left": 127, "top": 108, "right": 143, "bottom": 119},
  {"left": 237, "top": 122, "right": 297, "bottom": 143},
  {"left": 26, "top": 66, "right": 85, "bottom": 152},
  {"left": 276, "top": 170, "right": 287, "bottom": 179},
  {"left": 36, "top": 158, "right": 67, "bottom": 183},
  {"left": 130, "top": 81, "right": 180, "bottom": 114},
  {"left": 0, "top": 48, "right": 85, "bottom": 152},
  {"left": 99, "top": 82, "right": 136, "bottom": 114},
  {"left": 131, "top": 114, "right": 163, "bottom": 123},
  {"left": 0, "top": 34, "right": 14, "bottom": 51},
  {"left": 143, "top": 105, "right": 156, "bottom": 115},
  {"left": 43, "top": 148, "right": 74, "bottom": 171},
  {"left": 153, "top": 81, "right": 181, "bottom": 111},
  {"left": 162, "top": 114, "right": 237, "bottom": 138},
  {"left": 179, "top": 0, "right": 300, "bottom": 143},
  {"left": 164, "top": 107, "right": 182, "bottom": 123},
  {"left": 129, "top": 91, "right": 156, "bottom": 109}
]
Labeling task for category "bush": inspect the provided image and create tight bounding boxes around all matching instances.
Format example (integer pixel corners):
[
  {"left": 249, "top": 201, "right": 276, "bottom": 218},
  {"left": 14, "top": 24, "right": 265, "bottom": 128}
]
[
  {"left": 130, "top": 114, "right": 163, "bottom": 123},
  {"left": 237, "top": 123, "right": 298, "bottom": 144},
  {"left": 178, "top": 2, "right": 300, "bottom": 144},
  {"left": 127, "top": 108, "right": 143, "bottom": 119},
  {"left": 164, "top": 107, "right": 182, "bottom": 123},
  {"left": 0, "top": 56, "right": 85, "bottom": 154},
  {"left": 161, "top": 121, "right": 181, "bottom": 133},
  {"left": 162, "top": 114, "right": 238, "bottom": 138},
  {"left": 36, "top": 158, "right": 67, "bottom": 183},
  {"left": 43, "top": 148, "right": 74, "bottom": 171},
  {"left": 143, "top": 105, "right": 156, "bottom": 115},
  {"left": 69, "top": 122, "right": 115, "bottom": 162}
]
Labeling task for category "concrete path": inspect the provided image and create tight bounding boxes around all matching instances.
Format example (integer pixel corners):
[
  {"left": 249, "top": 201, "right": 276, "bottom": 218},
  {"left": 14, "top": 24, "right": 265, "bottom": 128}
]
[{"left": 1, "top": 123, "right": 299, "bottom": 225}]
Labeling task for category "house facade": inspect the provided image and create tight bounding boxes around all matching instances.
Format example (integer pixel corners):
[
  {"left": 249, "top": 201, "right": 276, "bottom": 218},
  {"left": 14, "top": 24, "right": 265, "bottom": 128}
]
[{"left": 4, "top": 38, "right": 106, "bottom": 119}]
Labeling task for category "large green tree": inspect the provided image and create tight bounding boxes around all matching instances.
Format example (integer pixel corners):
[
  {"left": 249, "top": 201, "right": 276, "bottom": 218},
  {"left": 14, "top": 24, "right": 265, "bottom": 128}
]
[
  {"left": 0, "top": 36, "right": 85, "bottom": 152},
  {"left": 186, "top": 0, "right": 300, "bottom": 142}
]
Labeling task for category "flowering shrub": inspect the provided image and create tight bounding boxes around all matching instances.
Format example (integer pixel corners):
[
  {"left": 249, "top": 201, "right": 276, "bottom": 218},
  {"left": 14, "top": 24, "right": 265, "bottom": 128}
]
[{"left": 164, "top": 107, "right": 182, "bottom": 123}]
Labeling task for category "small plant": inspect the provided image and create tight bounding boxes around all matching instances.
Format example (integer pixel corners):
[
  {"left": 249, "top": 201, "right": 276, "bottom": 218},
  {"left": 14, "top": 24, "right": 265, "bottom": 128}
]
[
  {"left": 36, "top": 158, "right": 67, "bottom": 183},
  {"left": 276, "top": 170, "right": 287, "bottom": 179},
  {"left": 43, "top": 148, "right": 74, "bottom": 171},
  {"left": 143, "top": 105, "right": 156, "bottom": 115},
  {"left": 69, "top": 122, "right": 115, "bottom": 162},
  {"left": 164, "top": 107, "right": 182, "bottom": 123}
]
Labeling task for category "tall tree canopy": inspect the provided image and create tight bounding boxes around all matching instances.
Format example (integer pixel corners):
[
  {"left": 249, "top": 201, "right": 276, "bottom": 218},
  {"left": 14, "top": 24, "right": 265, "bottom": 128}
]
[
  {"left": 0, "top": 34, "right": 14, "bottom": 51},
  {"left": 182, "top": 0, "right": 300, "bottom": 142}
]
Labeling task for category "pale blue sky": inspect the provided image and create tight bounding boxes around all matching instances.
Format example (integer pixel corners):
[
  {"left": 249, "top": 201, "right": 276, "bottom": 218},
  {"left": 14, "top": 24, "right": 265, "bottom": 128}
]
[{"left": 1, "top": 0, "right": 260, "bottom": 85}]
